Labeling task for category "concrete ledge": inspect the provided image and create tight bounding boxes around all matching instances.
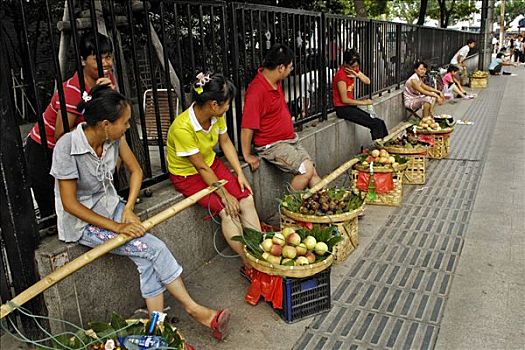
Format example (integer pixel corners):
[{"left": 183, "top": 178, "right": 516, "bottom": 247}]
[{"left": 35, "top": 87, "right": 408, "bottom": 333}]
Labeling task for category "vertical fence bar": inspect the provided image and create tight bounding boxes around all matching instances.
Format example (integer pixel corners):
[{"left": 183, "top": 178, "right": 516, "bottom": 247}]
[
  {"left": 108, "top": 0, "right": 126, "bottom": 95},
  {"left": 198, "top": 5, "right": 207, "bottom": 72},
  {"left": 44, "top": 0, "right": 69, "bottom": 136},
  {"left": 319, "top": 13, "right": 327, "bottom": 120},
  {"left": 368, "top": 19, "right": 374, "bottom": 98},
  {"left": 159, "top": 2, "right": 175, "bottom": 123},
  {"left": 125, "top": 0, "right": 152, "bottom": 177},
  {"left": 66, "top": 0, "right": 86, "bottom": 94},
  {"left": 186, "top": 4, "right": 196, "bottom": 75},
  {"left": 172, "top": 3, "right": 186, "bottom": 108},
  {"left": 395, "top": 23, "right": 401, "bottom": 88},
  {"left": 229, "top": 3, "right": 242, "bottom": 148},
  {"left": 88, "top": 0, "right": 103, "bottom": 78},
  {"left": 143, "top": 0, "right": 166, "bottom": 173}
]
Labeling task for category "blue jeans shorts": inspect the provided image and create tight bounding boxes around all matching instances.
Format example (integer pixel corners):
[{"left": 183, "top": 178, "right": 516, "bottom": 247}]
[{"left": 79, "top": 202, "right": 183, "bottom": 298}]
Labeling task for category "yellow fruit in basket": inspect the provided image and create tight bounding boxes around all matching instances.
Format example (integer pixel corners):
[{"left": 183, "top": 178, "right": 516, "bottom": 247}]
[
  {"left": 393, "top": 162, "right": 399, "bottom": 167},
  {"left": 295, "top": 256, "right": 309, "bottom": 266},
  {"left": 281, "top": 227, "right": 295, "bottom": 238},
  {"left": 286, "top": 232, "right": 301, "bottom": 246},
  {"left": 388, "top": 156, "right": 396, "bottom": 164},
  {"left": 281, "top": 258, "right": 294, "bottom": 265},
  {"left": 270, "top": 244, "right": 282, "bottom": 256},
  {"left": 303, "top": 236, "right": 317, "bottom": 250},
  {"left": 282, "top": 245, "right": 297, "bottom": 259},
  {"left": 261, "top": 238, "right": 273, "bottom": 252},
  {"left": 371, "top": 149, "right": 380, "bottom": 158},
  {"left": 272, "top": 233, "right": 285, "bottom": 246},
  {"left": 305, "top": 251, "right": 316, "bottom": 263},
  {"left": 362, "top": 161, "right": 369, "bottom": 167},
  {"left": 378, "top": 157, "right": 388, "bottom": 164},
  {"left": 296, "top": 243, "right": 307, "bottom": 256},
  {"left": 267, "top": 254, "right": 282, "bottom": 265},
  {"left": 379, "top": 149, "right": 388, "bottom": 157},
  {"left": 262, "top": 252, "right": 270, "bottom": 260},
  {"left": 421, "top": 123, "right": 429, "bottom": 128},
  {"left": 314, "top": 242, "right": 329, "bottom": 256},
  {"left": 431, "top": 123, "right": 439, "bottom": 129}
]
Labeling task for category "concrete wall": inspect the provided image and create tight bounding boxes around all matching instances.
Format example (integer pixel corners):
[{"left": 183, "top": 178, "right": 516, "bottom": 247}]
[{"left": 35, "top": 87, "right": 408, "bottom": 333}]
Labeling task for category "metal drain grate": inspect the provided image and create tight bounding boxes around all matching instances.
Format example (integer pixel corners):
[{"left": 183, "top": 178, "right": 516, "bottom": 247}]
[{"left": 294, "top": 79, "right": 507, "bottom": 350}]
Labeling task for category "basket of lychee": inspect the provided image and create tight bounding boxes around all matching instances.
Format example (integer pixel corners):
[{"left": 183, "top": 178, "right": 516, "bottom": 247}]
[
  {"left": 233, "top": 226, "right": 341, "bottom": 278},
  {"left": 414, "top": 116, "right": 455, "bottom": 134},
  {"left": 354, "top": 149, "right": 409, "bottom": 172},
  {"left": 383, "top": 130, "right": 432, "bottom": 155}
]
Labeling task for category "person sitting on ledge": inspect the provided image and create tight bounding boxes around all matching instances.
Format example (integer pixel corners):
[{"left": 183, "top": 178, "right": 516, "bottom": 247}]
[
  {"left": 403, "top": 61, "right": 444, "bottom": 119},
  {"left": 240, "top": 43, "right": 321, "bottom": 191},
  {"left": 332, "top": 49, "right": 388, "bottom": 141},
  {"left": 166, "top": 73, "right": 262, "bottom": 280},
  {"left": 50, "top": 84, "right": 230, "bottom": 341}
]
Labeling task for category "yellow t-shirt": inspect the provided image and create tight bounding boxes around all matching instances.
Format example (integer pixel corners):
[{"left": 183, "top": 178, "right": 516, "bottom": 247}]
[{"left": 167, "top": 105, "right": 227, "bottom": 176}]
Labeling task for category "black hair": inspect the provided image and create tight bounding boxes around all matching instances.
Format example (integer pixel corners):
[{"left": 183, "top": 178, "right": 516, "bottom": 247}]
[
  {"left": 496, "top": 52, "right": 505, "bottom": 59},
  {"left": 413, "top": 61, "right": 428, "bottom": 70},
  {"left": 467, "top": 38, "right": 476, "bottom": 45},
  {"left": 447, "top": 65, "right": 460, "bottom": 73},
  {"left": 343, "top": 49, "right": 360, "bottom": 65},
  {"left": 191, "top": 73, "right": 236, "bottom": 106},
  {"left": 77, "top": 84, "right": 130, "bottom": 126},
  {"left": 262, "top": 43, "right": 294, "bottom": 69},
  {"left": 79, "top": 32, "right": 113, "bottom": 60}
]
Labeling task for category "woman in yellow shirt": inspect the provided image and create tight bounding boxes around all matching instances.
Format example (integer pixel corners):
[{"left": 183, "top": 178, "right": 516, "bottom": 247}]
[{"left": 167, "top": 73, "right": 261, "bottom": 277}]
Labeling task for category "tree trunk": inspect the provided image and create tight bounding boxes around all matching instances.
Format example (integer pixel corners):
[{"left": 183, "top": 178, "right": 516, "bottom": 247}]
[
  {"left": 354, "top": 0, "right": 368, "bottom": 19},
  {"left": 417, "top": 0, "right": 429, "bottom": 25},
  {"left": 437, "top": 0, "right": 447, "bottom": 28}
]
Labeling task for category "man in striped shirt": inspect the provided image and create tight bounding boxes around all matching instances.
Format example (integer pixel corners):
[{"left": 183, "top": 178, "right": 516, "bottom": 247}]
[{"left": 25, "top": 32, "right": 115, "bottom": 218}]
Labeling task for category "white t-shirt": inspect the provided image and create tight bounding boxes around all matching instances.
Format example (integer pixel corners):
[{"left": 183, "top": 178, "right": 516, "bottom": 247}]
[{"left": 451, "top": 45, "right": 470, "bottom": 64}]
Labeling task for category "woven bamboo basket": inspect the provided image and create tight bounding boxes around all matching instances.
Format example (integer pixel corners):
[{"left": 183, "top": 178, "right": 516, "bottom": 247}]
[
  {"left": 279, "top": 205, "right": 363, "bottom": 264},
  {"left": 427, "top": 133, "right": 451, "bottom": 159},
  {"left": 351, "top": 170, "right": 403, "bottom": 206},
  {"left": 384, "top": 146, "right": 427, "bottom": 185},
  {"left": 244, "top": 246, "right": 333, "bottom": 278},
  {"left": 415, "top": 127, "right": 454, "bottom": 135},
  {"left": 470, "top": 76, "right": 487, "bottom": 88}
]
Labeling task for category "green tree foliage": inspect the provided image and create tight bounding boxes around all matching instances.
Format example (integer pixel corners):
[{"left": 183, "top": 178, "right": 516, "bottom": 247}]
[
  {"left": 504, "top": 0, "right": 525, "bottom": 24},
  {"left": 388, "top": 0, "right": 478, "bottom": 27}
]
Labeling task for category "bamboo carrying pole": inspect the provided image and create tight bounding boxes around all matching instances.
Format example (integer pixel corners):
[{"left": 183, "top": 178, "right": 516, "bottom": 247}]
[
  {"left": 303, "top": 158, "right": 359, "bottom": 199},
  {"left": 0, "top": 180, "right": 227, "bottom": 319}
]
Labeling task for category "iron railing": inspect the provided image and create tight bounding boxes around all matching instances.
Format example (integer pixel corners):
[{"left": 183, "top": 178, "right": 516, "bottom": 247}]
[{"left": 2, "top": 0, "right": 480, "bottom": 223}]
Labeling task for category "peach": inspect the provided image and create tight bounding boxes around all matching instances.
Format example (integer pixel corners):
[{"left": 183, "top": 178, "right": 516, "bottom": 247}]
[
  {"left": 286, "top": 232, "right": 301, "bottom": 246},
  {"left": 270, "top": 244, "right": 282, "bottom": 256},
  {"left": 272, "top": 233, "right": 285, "bottom": 246},
  {"left": 295, "top": 243, "right": 308, "bottom": 256},
  {"left": 282, "top": 245, "right": 297, "bottom": 259}
]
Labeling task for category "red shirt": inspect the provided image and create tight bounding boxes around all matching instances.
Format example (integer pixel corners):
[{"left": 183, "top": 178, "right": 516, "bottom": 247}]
[
  {"left": 332, "top": 66, "right": 359, "bottom": 107},
  {"left": 241, "top": 68, "right": 295, "bottom": 147},
  {"left": 29, "top": 72, "right": 114, "bottom": 149}
]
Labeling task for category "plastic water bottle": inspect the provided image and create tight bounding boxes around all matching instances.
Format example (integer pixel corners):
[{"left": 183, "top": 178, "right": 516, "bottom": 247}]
[
  {"left": 122, "top": 335, "right": 169, "bottom": 349},
  {"left": 367, "top": 105, "right": 377, "bottom": 119}
]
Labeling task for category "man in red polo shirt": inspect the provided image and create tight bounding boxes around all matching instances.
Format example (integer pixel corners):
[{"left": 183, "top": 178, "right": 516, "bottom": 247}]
[{"left": 241, "top": 44, "right": 321, "bottom": 191}]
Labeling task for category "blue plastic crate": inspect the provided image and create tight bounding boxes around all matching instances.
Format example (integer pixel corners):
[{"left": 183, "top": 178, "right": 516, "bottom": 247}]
[{"left": 278, "top": 268, "right": 331, "bottom": 323}]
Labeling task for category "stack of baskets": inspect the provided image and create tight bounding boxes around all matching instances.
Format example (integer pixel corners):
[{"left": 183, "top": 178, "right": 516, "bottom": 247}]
[
  {"left": 470, "top": 70, "right": 488, "bottom": 88},
  {"left": 416, "top": 127, "right": 453, "bottom": 159},
  {"left": 351, "top": 162, "right": 407, "bottom": 206},
  {"left": 383, "top": 145, "right": 427, "bottom": 185}
]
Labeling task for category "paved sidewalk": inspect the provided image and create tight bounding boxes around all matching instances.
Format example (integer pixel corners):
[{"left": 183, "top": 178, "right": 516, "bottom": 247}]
[{"left": 2, "top": 68, "right": 523, "bottom": 350}]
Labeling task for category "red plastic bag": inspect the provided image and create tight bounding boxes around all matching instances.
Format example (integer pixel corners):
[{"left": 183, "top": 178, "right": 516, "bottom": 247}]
[
  {"left": 245, "top": 271, "right": 283, "bottom": 309},
  {"left": 356, "top": 171, "right": 394, "bottom": 194},
  {"left": 418, "top": 134, "right": 435, "bottom": 146}
]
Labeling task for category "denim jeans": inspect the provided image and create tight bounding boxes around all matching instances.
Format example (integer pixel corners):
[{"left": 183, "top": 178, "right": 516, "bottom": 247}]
[{"left": 79, "top": 202, "right": 183, "bottom": 298}]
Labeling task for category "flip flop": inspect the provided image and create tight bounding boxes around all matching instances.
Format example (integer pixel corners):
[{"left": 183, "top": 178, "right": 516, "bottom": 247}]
[{"left": 210, "top": 309, "right": 230, "bottom": 341}]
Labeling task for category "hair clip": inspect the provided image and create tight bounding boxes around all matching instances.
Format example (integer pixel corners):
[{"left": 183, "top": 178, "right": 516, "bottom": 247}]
[
  {"left": 195, "top": 72, "right": 211, "bottom": 87},
  {"left": 82, "top": 91, "right": 92, "bottom": 102},
  {"left": 194, "top": 86, "right": 204, "bottom": 95}
]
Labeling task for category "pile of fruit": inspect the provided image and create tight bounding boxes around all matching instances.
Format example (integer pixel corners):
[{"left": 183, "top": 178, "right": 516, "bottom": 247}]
[
  {"left": 384, "top": 130, "right": 430, "bottom": 150},
  {"left": 355, "top": 149, "right": 408, "bottom": 169},
  {"left": 416, "top": 116, "right": 442, "bottom": 131},
  {"left": 234, "top": 226, "right": 342, "bottom": 266},
  {"left": 471, "top": 70, "right": 488, "bottom": 78},
  {"left": 280, "top": 188, "right": 363, "bottom": 216}
]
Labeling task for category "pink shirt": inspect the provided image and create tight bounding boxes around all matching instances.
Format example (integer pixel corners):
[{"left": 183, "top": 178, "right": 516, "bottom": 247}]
[{"left": 442, "top": 72, "right": 454, "bottom": 86}]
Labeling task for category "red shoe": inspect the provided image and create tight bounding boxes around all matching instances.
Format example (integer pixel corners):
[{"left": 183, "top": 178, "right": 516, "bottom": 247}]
[{"left": 210, "top": 309, "right": 230, "bottom": 341}]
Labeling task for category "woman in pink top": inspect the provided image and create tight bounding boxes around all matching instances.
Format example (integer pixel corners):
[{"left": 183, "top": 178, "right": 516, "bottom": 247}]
[
  {"left": 442, "top": 65, "right": 472, "bottom": 99},
  {"left": 403, "top": 61, "right": 444, "bottom": 118}
]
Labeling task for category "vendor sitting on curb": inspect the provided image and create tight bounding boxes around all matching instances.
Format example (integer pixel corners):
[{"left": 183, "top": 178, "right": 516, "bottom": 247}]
[
  {"left": 241, "top": 43, "right": 321, "bottom": 191},
  {"left": 488, "top": 52, "right": 518, "bottom": 75},
  {"left": 403, "top": 61, "right": 444, "bottom": 119},
  {"left": 166, "top": 73, "right": 262, "bottom": 281}
]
